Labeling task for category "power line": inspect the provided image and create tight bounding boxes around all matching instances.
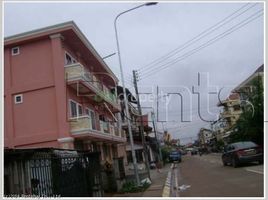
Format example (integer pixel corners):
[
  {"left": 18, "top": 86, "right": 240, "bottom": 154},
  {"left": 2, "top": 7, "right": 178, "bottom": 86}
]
[
  {"left": 139, "top": 9, "right": 263, "bottom": 79},
  {"left": 138, "top": 9, "right": 263, "bottom": 81},
  {"left": 134, "top": 3, "right": 257, "bottom": 75},
  {"left": 125, "top": 3, "right": 257, "bottom": 80}
]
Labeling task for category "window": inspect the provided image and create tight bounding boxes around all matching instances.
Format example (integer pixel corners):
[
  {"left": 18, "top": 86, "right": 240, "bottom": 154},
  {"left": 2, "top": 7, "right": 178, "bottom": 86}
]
[
  {"left": 14, "top": 94, "right": 23, "bottom": 104},
  {"left": 70, "top": 100, "right": 82, "bottom": 118},
  {"left": 85, "top": 108, "right": 96, "bottom": 130},
  {"left": 233, "top": 105, "right": 241, "bottom": 111},
  {"left": 70, "top": 101, "right": 77, "bottom": 117},
  {"left": 99, "top": 115, "right": 105, "bottom": 121},
  {"left": 78, "top": 105, "right": 83, "bottom": 116},
  {"left": 65, "top": 52, "right": 77, "bottom": 65},
  {"left": 11, "top": 47, "right": 20, "bottom": 56}
]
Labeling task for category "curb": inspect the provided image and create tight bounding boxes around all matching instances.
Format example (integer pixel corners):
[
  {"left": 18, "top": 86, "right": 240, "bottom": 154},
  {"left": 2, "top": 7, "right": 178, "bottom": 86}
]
[{"left": 162, "top": 163, "right": 174, "bottom": 197}]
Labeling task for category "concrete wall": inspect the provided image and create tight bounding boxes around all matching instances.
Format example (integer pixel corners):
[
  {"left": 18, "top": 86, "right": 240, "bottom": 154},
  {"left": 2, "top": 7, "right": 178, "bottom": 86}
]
[{"left": 4, "top": 35, "right": 70, "bottom": 148}]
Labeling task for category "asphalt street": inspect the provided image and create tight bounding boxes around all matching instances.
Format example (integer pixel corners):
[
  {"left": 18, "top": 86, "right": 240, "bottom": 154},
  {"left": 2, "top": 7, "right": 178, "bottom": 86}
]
[{"left": 175, "top": 154, "right": 264, "bottom": 197}]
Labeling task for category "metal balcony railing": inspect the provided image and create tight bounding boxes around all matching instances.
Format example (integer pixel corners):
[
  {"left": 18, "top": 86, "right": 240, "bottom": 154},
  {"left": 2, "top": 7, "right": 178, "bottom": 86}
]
[{"left": 65, "top": 63, "right": 119, "bottom": 110}]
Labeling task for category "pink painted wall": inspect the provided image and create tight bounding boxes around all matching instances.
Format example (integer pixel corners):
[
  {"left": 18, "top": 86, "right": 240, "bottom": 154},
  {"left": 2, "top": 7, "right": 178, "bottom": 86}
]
[
  {"left": 10, "top": 39, "right": 54, "bottom": 88},
  {"left": 5, "top": 30, "right": 118, "bottom": 150},
  {"left": 12, "top": 87, "right": 58, "bottom": 144},
  {"left": 15, "top": 141, "right": 60, "bottom": 149},
  {"left": 4, "top": 35, "right": 70, "bottom": 148}
]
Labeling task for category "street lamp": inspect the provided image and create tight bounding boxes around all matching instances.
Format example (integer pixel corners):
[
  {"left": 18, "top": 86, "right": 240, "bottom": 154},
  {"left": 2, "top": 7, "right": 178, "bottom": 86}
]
[{"left": 114, "top": 2, "right": 158, "bottom": 185}]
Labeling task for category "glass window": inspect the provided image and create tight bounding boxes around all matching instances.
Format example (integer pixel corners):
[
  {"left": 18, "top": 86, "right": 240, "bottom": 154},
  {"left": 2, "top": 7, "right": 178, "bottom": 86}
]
[
  {"left": 86, "top": 108, "right": 96, "bottom": 130},
  {"left": 233, "top": 142, "right": 257, "bottom": 149},
  {"left": 78, "top": 105, "right": 83, "bottom": 116},
  {"left": 12, "top": 47, "right": 20, "bottom": 56},
  {"left": 65, "top": 52, "right": 77, "bottom": 65},
  {"left": 90, "top": 111, "right": 96, "bottom": 130},
  {"left": 14, "top": 94, "right": 23, "bottom": 104},
  {"left": 70, "top": 101, "right": 77, "bottom": 117}
]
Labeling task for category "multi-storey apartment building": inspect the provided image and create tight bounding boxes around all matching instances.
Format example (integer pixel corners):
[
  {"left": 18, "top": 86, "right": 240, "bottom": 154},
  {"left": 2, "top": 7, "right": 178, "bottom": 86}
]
[
  {"left": 198, "top": 128, "right": 214, "bottom": 147},
  {"left": 233, "top": 64, "right": 264, "bottom": 104},
  {"left": 215, "top": 93, "right": 242, "bottom": 142},
  {"left": 4, "top": 21, "right": 126, "bottom": 164},
  {"left": 213, "top": 65, "right": 263, "bottom": 144}
]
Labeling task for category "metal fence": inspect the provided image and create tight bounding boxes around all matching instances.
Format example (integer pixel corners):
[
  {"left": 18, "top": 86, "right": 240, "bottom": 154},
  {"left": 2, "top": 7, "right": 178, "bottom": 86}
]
[{"left": 4, "top": 149, "right": 103, "bottom": 197}]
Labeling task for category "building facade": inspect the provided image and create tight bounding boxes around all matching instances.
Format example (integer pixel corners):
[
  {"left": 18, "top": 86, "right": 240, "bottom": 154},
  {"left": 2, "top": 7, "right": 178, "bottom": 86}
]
[
  {"left": 233, "top": 64, "right": 264, "bottom": 106},
  {"left": 198, "top": 128, "right": 214, "bottom": 148},
  {"left": 213, "top": 64, "right": 263, "bottom": 143},
  {"left": 4, "top": 21, "right": 126, "bottom": 164},
  {"left": 216, "top": 93, "right": 242, "bottom": 142}
]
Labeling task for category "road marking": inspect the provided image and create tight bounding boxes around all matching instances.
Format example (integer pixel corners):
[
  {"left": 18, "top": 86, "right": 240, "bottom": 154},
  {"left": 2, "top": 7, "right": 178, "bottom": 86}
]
[
  {"left": 245, "top": 169, "right": 263, "bottom": 175},
  {"left": 174, "top": 164, "right": 179, "bottom": 197},
  {"left": 162, "top": 165, "right": 173, "bottom": 197}
]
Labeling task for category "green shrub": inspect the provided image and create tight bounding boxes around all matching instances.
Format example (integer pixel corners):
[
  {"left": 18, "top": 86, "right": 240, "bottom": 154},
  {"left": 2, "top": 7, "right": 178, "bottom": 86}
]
[{"left": 120, "top": 181, "right": 150, "bottom": 193}]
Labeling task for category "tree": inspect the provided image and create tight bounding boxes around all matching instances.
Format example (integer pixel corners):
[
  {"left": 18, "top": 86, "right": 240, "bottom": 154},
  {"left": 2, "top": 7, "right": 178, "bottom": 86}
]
[
  {"left": 215, "top": 139, "right": 225, "bottom": 151},
  {"left": 230, "top": 77, "right": 264, "bottom": 146}
]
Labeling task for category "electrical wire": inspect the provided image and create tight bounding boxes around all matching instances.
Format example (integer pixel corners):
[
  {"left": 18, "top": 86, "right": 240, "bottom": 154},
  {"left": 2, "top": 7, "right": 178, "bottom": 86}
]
[
  {"left": 138, "top": 10, "right": 263, "bottom": 81},
  {"left": 135, "top": 3, "right": 257, "bottom": 75},
  {"left": 124, "top": 3, "right": 257, "bottom": 80}
]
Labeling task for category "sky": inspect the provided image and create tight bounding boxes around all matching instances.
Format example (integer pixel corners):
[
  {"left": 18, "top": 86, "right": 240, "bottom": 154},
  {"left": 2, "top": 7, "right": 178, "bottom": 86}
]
[{"left": 4, "top": 2, "right": 264, "bottom": 144}]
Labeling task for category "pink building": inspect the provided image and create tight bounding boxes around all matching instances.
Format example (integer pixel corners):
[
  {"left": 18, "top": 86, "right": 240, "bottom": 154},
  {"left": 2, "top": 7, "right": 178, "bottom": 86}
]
[{"left": 4, "top": 21, "right": 126, "bottom": 163}]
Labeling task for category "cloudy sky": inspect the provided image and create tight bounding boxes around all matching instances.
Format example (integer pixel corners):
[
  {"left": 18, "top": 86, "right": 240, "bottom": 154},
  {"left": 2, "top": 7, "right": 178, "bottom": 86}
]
[{"left": 4, "top": 2, "right": 264, "bottom": 144}]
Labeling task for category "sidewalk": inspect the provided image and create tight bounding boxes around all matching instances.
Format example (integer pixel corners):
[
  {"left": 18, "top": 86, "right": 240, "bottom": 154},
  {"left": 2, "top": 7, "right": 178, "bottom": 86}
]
[
  {"left": 142, "top": 163, "right": 171, "bottom": 197},
  {"left": 109, "top": 163, "right": 171, "bottom": 197}
]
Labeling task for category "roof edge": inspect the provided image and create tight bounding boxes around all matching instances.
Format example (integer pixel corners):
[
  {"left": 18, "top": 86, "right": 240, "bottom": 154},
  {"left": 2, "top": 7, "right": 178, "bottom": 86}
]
[
  {"left": 4, "top": 21, "right": 75, "bottom": 42},
  {"left": 4, "top": 21, "right": 119, "bottom": 82}
]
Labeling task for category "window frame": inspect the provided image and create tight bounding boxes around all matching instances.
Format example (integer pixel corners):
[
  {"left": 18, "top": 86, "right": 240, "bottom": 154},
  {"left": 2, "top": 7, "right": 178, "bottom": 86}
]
[
  {"left": 14, "top": 94, "right": 23, "bottom": 104},
  {"left": 69, "top": 99, "right": 83, "bottom": 118},
  {"left": 65, "top": 51, "right": 77, "bottom": 65},
  {"left": 11, "top": 47, "right": 20, "bottom": 56},
  {"left": 85, "top": 107, "right": 96, "bottom": 130}
]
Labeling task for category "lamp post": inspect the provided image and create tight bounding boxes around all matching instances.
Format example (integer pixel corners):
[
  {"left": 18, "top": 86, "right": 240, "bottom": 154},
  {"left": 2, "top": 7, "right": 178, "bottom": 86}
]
[{"left": 114, "top": 2, "right": 157, "bottom": 185}]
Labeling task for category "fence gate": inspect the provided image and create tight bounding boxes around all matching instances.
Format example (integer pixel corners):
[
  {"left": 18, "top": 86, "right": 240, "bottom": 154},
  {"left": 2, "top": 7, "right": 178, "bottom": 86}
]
[{"left": 4, "top": 149, "right": 103, "bottom": 197}]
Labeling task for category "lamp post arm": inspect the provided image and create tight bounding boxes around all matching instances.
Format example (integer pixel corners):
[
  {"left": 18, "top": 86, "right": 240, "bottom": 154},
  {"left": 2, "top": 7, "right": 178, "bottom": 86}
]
[{"left": 114, "top": 4, "right": 147, "bottom": 25}]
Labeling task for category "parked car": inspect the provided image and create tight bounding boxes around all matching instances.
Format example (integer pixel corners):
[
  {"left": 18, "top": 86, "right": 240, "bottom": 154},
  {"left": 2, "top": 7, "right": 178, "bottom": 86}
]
[
  {"left": 169, "top": 151, "right": 182, "bottom": 162},
  {"left": 222, "top": 141, "right": 263, "bottom": 168}
]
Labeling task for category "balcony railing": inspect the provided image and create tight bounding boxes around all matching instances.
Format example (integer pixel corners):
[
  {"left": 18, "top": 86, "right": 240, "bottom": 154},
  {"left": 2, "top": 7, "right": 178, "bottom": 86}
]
[
  {"left": 70, "top": 115, "right": 125, "bottom": 142},
  {"left": 100, "top": 120, "right": 109, "bottom": 133},
  {"left": 65, "top": 63, "right": 119, "bottom": 110},
  {"left": 221, "top": 109, "right": 242, "bottom": 118},
  {"left": 70, "top": 115, "right": 93, "bottom": 132}
]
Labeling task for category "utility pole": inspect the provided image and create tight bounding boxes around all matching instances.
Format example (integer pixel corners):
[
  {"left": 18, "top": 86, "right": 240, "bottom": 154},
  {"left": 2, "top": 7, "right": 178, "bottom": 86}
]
[
  {"left": 151, "top": 111, "right": 163, "bottom": 163},
  {"left": 156, "top": 85, "right": 159, "bottom": 122},
  {"left": 133, "top": 70, "right": 151, "bottom": 180}
]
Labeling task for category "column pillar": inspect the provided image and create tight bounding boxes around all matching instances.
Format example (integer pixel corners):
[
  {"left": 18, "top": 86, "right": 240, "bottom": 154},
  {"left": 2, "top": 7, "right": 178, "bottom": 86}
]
[
  {"left": 57, "top": 137, "right": 74, "bottom": 149},
  {"left": 97, "top": 142, "right": 104, "bottom": 162},
  {"left": 108, "top": 144, "right": 113, "bottom": 162},
  {"left": 84, "top": 140, "right": 92, "bottom": 151},
  {"left": 4, "top": 49, "right": 14, "bottom": 148},
  {"left": 50, "top": 34, "right": 71, "bottom": 146}
]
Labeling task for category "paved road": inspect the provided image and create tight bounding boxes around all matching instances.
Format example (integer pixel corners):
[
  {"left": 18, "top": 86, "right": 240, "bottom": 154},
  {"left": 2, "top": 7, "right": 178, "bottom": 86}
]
[{"left": 176, "top": 154, "right": 264, "bottom": 197}]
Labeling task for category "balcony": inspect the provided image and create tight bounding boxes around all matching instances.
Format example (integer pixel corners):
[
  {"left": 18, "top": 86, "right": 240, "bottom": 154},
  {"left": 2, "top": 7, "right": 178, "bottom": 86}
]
[
  {"left": 65, "top": 63, "right": 120, "bottom": 111},
  {"left": 220, "top": 109, "right": 242, "bottom": 119},
  {"left": 70, "top": 116, "right": 126, "bottom": 143}
]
